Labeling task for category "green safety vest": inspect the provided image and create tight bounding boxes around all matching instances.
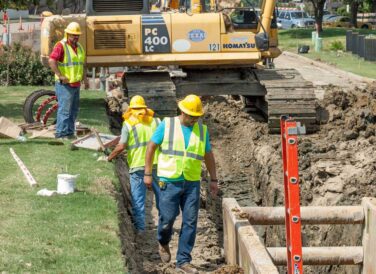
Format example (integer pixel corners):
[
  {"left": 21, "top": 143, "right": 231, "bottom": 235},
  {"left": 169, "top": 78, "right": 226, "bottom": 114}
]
[
  {"left": 55, "top": 40, "right": 85, "bottom": 83},
  {"left": 158, "top": 117, "right": 207, "bottom": 181},
  {"left": 124, "top": 118, "right": 160, "bottom": 169}
]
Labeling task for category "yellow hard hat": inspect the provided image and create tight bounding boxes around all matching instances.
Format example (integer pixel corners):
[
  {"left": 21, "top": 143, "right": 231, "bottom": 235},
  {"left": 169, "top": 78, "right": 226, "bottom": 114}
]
[
  {"left": 41, "top": 11, "right": 53, "bottom": 17},
  {"left": 178, "top": 94, "right": 204, "bottom": 117},
  {"left": 129, "top": 95, "right": 147, "bottom": 109},
  {"left": 64, "top": 22, "right": 82, "bottom": 35}
]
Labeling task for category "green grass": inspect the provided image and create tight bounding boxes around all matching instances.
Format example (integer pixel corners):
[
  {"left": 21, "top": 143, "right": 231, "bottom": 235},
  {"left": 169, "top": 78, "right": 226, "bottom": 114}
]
[
  {"left": 0, "top": 86, "right": 125, "bottom": 273},
  {"left": 278, "top": 28, "right": 376, "bottom": 79}
]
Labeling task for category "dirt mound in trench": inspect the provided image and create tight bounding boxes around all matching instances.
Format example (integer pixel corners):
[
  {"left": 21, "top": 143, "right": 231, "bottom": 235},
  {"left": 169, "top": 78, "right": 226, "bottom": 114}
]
[{"left": 203, "top": 84, "right": 376, "bottom": 274}]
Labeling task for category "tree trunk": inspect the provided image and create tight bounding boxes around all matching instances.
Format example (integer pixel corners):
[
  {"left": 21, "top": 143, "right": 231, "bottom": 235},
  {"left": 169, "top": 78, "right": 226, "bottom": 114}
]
[
  {"left": 310, "top": 0, "right": 326, "bottom": 33},
  {"left": 372, "top": 0, "right": 376, "bottom": 13},
  {"left": 350, "top": 2, "right": 359, "bottom": 28}
]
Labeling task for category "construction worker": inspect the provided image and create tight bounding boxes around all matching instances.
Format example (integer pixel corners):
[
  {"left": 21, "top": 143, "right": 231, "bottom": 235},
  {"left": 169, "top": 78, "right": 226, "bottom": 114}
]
[
  {"left": 144, "top": 94, "right": 218, "bottom": 274},
  {"left": 107, "top": 95, "right": 160, "bottom": 234},
  {"left": 49, "top": 22, "right": 88, "bottom": 139}
]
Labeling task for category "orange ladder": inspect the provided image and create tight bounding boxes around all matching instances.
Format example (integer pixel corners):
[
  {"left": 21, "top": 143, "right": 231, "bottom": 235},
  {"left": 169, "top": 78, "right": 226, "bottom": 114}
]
[{"left": 280, "top": 116, "right": 306, "bottom": 274}]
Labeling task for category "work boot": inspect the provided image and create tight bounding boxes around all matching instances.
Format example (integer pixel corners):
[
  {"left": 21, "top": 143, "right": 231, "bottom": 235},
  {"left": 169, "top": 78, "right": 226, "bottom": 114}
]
[
  {"left": 176, "top": 263, "right": 199, "bottom": 274},
  {"left": 158, "top": 244, "right": 171, "bottom": 263}
]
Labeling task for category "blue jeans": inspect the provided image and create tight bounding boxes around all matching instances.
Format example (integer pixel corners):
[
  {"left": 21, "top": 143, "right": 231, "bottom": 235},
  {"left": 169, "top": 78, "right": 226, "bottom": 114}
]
[
  {"left": 55, "top": 82, "right": 80, "bottom": 138},
  {"left": 157, "top": 180, "right": 200, "bottom": 266},
  {"left": 130, "top": 169, "right": 160, "bottom": 232}
]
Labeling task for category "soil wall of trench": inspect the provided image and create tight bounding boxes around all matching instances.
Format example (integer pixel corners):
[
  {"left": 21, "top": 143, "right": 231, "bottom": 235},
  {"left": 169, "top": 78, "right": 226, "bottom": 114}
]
[
  {"left": 204, "top": 84, "right": 376, "bottom": 274},
  {"left": 111, "top": 83, "right": 376, "bottom": 273}
]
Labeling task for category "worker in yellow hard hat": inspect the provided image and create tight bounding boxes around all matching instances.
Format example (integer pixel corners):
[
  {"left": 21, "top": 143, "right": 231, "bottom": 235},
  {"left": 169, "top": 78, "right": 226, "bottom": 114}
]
[
  {"left": 107, "top": 95, "right": 160, "bottom": 234},
  {"left": 49, "top": 21, "right": 88, "bottom": 139},
  {"left": 144, "top": 94, "right": 218, "bottom": 273}
]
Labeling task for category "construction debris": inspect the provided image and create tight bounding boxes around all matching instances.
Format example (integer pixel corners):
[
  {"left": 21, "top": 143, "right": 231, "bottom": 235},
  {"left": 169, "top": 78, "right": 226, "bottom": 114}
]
[
  {"left": 0, "top": 117, "right": 22, "bottom": 139},
  {"left": 28, "top": 128, "right": 56, "bottom": 139},
  {"left": 19, "top": 121, "right": 91, "bottom": 139},
  {"left": 9, "top": 148, "right": 37, "bottom": 187},
  {"left": 37, "top": 189, "right": 57, "bottom": 196},
  {"left": 71, "top": 133, "right": 119, "bottom": 151}
]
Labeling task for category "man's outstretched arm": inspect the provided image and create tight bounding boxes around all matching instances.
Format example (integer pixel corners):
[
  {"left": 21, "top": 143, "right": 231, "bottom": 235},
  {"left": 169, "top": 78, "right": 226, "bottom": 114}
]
[
  {"left": 144, "top": 141, "right": 158, "bottom": 188},
  {"left": 204, "top": 151, "right": 218, "bottom": 198},
  {"left": 107, "top": 143, "right": 126, "bottom": 161}
]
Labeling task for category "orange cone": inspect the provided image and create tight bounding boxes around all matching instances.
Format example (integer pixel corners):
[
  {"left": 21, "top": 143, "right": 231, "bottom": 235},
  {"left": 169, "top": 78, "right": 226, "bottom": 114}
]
[{"left": 18, "top": 16, "right": 24, "bottom": 31}]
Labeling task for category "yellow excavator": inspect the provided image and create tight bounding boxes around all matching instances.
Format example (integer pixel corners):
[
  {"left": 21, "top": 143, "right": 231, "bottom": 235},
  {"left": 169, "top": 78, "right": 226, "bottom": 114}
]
[{"left": 23, "top": 0, "right": 318, "bottom": 133}]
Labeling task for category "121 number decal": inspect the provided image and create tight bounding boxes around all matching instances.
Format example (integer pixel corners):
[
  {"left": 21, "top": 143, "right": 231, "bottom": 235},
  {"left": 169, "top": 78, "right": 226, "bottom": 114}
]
[{"left": 209, "top": 43, "right": 220, "bottom": 51}]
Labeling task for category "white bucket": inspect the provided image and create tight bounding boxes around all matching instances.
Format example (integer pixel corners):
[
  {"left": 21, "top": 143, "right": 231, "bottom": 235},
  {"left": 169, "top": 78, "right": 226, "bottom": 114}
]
[{"left": 57, "top": 174, "right": 79, "bottom": 194}]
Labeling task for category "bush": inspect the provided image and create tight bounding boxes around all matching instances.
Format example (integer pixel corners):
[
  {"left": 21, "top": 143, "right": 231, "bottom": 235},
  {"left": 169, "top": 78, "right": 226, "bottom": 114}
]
[
  {"left": 0, "top": 43, "right": 54, "bottom": 86},
  {"left": 336, "top": 6, "right": 350, "bottom": 17},
  {"left": 330, "top": 40, "right": 345, "bottom": 51}
]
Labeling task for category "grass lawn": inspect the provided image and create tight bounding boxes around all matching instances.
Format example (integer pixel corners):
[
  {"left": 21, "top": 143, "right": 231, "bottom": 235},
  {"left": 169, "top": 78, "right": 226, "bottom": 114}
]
[
  {"left": 278, "top": 28, "right": 376, "bottom": 79},
  {"left": 0, "top": 86, "right": 125, "bottom": 273}
]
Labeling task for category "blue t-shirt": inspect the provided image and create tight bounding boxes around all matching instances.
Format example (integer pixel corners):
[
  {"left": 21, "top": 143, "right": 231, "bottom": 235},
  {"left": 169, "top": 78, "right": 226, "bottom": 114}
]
[{"left": 151, "top": 119, "right": 211, "bottom": 182}]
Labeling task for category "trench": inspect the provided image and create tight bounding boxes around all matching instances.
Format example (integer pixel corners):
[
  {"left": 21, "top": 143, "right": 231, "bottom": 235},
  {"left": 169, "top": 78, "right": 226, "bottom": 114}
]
[{"left": 110, "top": 83, "right": 376, "bottom": 273}]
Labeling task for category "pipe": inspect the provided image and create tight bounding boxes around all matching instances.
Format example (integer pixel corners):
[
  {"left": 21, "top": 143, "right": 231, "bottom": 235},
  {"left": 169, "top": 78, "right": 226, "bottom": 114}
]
[
  {"left": 242, "top": 206, "right": 364, "bottom": 225},
  {"left": 267, "top": 247, "right": 363, "bottom": 265}
]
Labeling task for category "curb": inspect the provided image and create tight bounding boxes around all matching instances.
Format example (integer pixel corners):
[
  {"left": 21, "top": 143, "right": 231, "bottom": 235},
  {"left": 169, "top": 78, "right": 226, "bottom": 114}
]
[{"left": 283, "top": 51, "right": 375, "bottom": 85}]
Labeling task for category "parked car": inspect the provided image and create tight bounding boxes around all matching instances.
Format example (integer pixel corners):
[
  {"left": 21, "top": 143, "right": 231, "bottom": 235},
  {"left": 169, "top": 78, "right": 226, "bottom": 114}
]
[
  {"left": 323, "top": 16, "right": 352, "bottom": 28},
  {"left": 277, "top": 10, "right": 315, "bottom": 29},
  {"left": 323, "top": 14, "right": 338, "bottom": 22},
  {"left": 357, "top": 21, "right": 374, "bottom": 29}
]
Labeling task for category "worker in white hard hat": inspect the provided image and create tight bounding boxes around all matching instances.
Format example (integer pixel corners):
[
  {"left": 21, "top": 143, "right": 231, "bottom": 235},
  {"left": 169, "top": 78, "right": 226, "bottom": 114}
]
[
  {"left": 144, "top": 94, "right": 218, "bottom": 274},
  {"left": 49, "top": 22, "right": 88, "bottom": 139}
]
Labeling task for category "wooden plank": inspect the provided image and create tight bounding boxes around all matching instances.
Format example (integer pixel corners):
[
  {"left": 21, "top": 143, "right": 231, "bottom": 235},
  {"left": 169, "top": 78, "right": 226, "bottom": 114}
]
[{"left": 9, "top": 148, "right": 38, "bottom": 187}]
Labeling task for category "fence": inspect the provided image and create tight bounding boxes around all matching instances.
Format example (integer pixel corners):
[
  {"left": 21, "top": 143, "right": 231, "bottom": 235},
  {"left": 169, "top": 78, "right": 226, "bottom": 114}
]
[{"left": 346, "top": 30, "right": 376, "bottom": 62}]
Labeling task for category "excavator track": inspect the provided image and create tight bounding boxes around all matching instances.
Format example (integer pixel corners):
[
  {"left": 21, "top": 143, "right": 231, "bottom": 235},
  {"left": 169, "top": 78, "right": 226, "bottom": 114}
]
[
  {"left": 125, "top": 71, "right": 177, "bottom": 118},
  {"left": 254, "top": 69, "right": 318, "bottom": 133}
]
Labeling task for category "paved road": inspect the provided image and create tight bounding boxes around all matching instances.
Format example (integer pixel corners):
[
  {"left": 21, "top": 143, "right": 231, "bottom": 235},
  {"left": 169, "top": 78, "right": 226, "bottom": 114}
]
[
  {"left": 1, "top": 21, "right": 41, "bottom": 35},
  {"left": 274, "top": 51, "right": 371, "bottom": 99}
]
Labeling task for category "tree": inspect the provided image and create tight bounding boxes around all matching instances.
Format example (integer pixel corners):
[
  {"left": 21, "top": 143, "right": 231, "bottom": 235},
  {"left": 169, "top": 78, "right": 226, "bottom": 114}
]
[
  {"left": 343, "top": 0, "right": 363, "bottom": 28},
  {"left": 307, "top": 0, "right": 327, "bottom": 33},
  {"left": 365, "top": 0, "right": 376, "bottom": 12},
  {"left": 0, "top": 0, "right": 33, "bottom": 11}
]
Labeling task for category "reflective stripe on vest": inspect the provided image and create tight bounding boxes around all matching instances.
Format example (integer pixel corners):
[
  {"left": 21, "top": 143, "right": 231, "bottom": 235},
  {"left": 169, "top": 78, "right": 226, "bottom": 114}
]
[
  {"left": 55, "top": 40, "right": 85, "bottom": 84},
  {"left": 157, "top": 117, "right": 206, "bottom": 181},
  {"left": 124, "top": 118, "right": 160, "bottom": 169}
]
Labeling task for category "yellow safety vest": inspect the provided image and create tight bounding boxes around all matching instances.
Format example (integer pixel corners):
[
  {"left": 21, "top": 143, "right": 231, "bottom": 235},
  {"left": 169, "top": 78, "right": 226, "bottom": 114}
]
[
  {"left": 124, "top": 118, "right": 160, "bottom": 169},
  {"left": 158, "top": 117, "right": 207, "bottom": 181},
  {"left": 55, "top": 40, "right": 85, "bottom": 83}
]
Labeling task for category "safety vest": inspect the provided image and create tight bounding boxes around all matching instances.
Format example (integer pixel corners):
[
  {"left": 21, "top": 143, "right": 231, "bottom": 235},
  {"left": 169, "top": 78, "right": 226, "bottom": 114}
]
[
  {"left": 158, "top": 117, "right": 207, "bottom": 181},
  {"left": 55, "top": 40, "right": 85, "bottom": 83},
  {"left": 124, "top": 118, "right": 160, "bottom": 169}
]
